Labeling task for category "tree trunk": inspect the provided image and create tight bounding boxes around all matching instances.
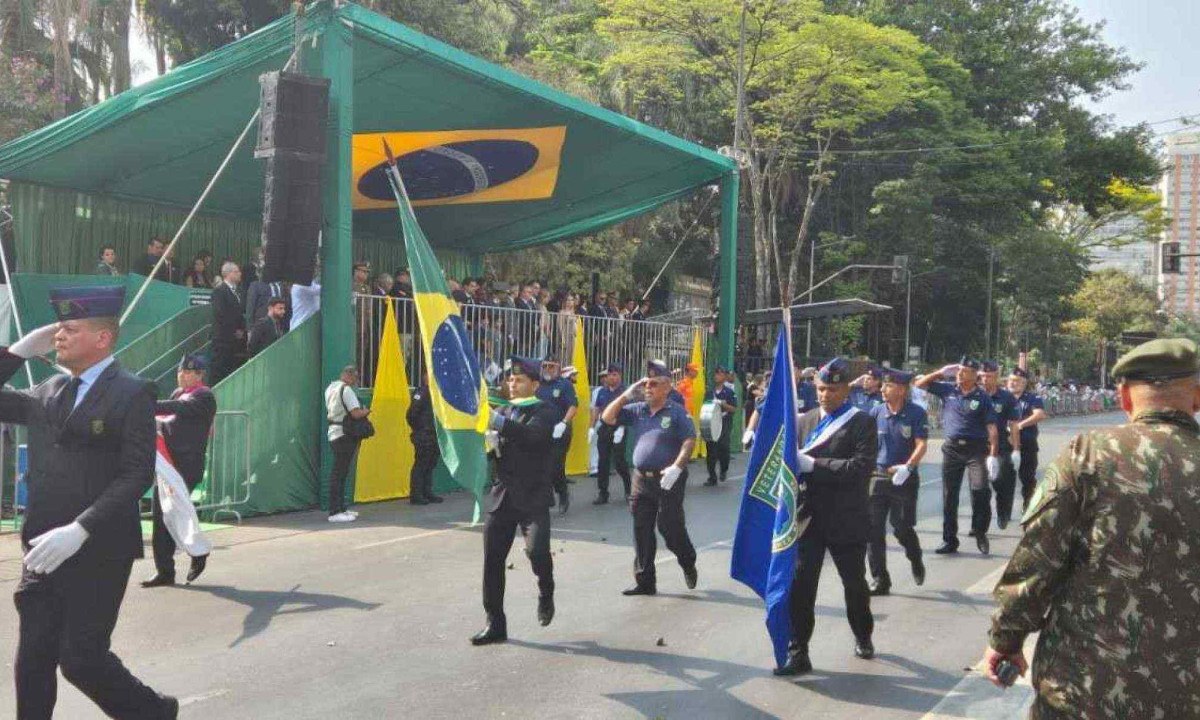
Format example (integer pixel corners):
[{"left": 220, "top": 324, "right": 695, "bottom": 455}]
[
  {"left": 110, "top": 0, "right": 131, "bottom": 94},
  {"left": 51, "top": 0, "right": 74, "bottom": 118}
]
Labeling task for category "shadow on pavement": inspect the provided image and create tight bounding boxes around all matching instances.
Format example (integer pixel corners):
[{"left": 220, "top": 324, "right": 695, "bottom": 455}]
[
  {"left": 179, "top": 583, "right": 381, "bottom": 648},
  {"left": 508, "top": 638, "right": 782, "bottom": 720},
  {"left": 784, "top": 652, "right": 964, "bottom": 715}
]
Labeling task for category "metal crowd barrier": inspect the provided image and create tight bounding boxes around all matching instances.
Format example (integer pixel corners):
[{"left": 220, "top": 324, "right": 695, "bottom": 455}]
[
  {"left": 194, "top": 410, "right": 252, "bottom": 523},
  {"left": 920, "top": 389, "right": 1116, "bottom": 433},
  {"left": 0, "top": 423, "right": 17, "bottom": 535},
  {"left": 354, "top": 294, "right": 706, "bottom": 388}
]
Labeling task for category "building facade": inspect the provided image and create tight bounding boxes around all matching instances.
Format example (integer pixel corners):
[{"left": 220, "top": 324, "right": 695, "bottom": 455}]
[
  {"left": 1161, "top": 132, "right": 1200, "bottom": 316},
  {"left": 1089, "top": 215, "right": 1157, "bottom": 288}
]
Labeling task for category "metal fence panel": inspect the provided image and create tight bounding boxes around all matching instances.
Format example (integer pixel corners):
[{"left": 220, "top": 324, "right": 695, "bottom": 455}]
[{"left": 195, "top": 410, "right": 252, "bottom": 523}]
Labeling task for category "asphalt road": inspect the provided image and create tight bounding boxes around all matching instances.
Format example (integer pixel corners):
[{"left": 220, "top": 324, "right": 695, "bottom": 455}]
[{"left": 0, "top": 412, "right": 1123, "bottom": 719}]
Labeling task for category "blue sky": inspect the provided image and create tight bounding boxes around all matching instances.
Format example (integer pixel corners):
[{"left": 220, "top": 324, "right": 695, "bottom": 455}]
[{"left": 1072, "top": 0, "right": 1199, "bottom": 134}]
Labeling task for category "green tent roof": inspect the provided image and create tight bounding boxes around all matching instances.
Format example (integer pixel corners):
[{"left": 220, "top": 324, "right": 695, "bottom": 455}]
[{"left": 0, "top": 1, "right": 734, "bottom": 253}]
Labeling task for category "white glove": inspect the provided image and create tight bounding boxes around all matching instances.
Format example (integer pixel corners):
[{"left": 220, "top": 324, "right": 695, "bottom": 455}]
[
  {"left": 1010, "top": 450, "right": 1021, "bottom": 470},
  {"left": 484, "top": 429, "right": 500, "bottom": 454},
  {"left": 986, "top": 455, "right": 1000, "bottom": 481},
  {"left": 613, "top": 427, "right": 625, "bottom": 443},
  {"left": 742, "top": 429, "right": 754, "bottom": 448},
  {"left": 622, "top": 378, "right": 648, "bottom": 400},
  {"left": 9, "top": 324, "right": 58, "bottom": 359},
  {"left": 797, "top": 452, "right": 815, "bottom": 473},
  {"left": 24, "top": 522, "right": 89, "bottom": 574},
  {"left": 890, "top": 465, "right": 911, "bottom": 486},
  {"left": 588, "top": 427, "right": 597, "bottom": 444},
  {"left": 488, "top": 409, "right": 505, "bottom": 432},
  {"left": 661, "top": 465, "right": 683, "bottom": 491},
  {"left": 552, "top": 422, "right": 568, "bottom": 439}
]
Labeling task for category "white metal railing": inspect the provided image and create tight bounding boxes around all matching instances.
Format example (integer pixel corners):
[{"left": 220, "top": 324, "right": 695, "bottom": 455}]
[{"left": 354, "top": 294, "right": 707, "bottom": 388}]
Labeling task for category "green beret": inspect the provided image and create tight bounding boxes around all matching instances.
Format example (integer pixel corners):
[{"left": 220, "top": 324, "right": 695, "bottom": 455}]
[{"left": 1111, "top": 338, "right": 1200, "bottom": 383}]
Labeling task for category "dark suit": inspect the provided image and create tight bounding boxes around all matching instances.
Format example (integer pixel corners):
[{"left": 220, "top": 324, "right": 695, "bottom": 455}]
[
  {"left": 152, "top": 386, "right": 216, "bottom": 576},
  {"left": 406, "top": 385, "right": 439, "bottom": 501},
  {"left": 481, "top": 400, "right": 557, "bottom": 628},
  {"left": 789, "top": 406, "right": 877, "bottom": 652},
  {"left": 247, "top": 315, "right": 286, "bottom": 357},
  {"left": 0, "top": 350, "right": 174, "bottom": 719},
  {"left": 210, "top": 284, "right": 246, "bottom": 384},
  {"left": 245, "top": 280, "right": 287, "bottom": 326}
]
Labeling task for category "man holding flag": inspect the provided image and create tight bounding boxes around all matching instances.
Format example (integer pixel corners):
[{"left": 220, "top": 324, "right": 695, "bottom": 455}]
[{"left": 732, "top": 340, "right": 877, "bottom": 677}]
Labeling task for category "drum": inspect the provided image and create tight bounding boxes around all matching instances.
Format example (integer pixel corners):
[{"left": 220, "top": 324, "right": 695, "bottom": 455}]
[{"left": 700, "top": 401, "right": 724, "bottom": 442}]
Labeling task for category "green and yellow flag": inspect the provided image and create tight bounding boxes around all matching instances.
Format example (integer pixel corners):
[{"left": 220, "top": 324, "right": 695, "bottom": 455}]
[
  {"left": 565, "top": 316, "right": 591, "bottom": 476},
  {"left": 382, "top": 141, "right": 489, "bottom": 517}
]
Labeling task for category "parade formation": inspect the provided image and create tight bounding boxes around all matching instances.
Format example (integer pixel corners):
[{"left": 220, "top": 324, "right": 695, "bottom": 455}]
[{"left": 0, "top": 1, "right": 1197, "bottom": 718}]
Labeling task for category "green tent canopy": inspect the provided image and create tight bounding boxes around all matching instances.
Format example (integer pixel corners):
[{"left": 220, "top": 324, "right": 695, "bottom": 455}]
[{"left": 0, "top": 1, "right": 735, "bottom": 253}]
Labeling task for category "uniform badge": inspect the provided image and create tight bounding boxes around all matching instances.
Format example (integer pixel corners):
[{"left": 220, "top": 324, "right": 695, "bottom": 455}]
[
  {"left": 993, "top": 403, "right": 1003, "bottom": 413},
  {"left": 90, "top": 419, "right": 105, "bottom": 435},
  {"left": 969, "top": 399, "right": 980, "bottom": 410},
  {"left": 661, "top": 417, "right": 672, "bottom": 429},
  {"left": 553, "top": 389, "right": 561, "bottom": 398},
  {"left": 901, "top": 425, "right": 912, "bottom": 439}
]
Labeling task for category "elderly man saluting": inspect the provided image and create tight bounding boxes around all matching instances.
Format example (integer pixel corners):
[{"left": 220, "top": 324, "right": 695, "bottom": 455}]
[{"left": 0, "top": 286, "right": 177, "bottom": 719}]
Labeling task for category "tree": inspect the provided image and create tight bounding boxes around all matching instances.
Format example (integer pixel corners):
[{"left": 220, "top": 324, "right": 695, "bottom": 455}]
[
  {"left": 1063, "top": 269, "right": 1158, "bottom": 382},
  {"left": 0, "top": 52, "right": 58, "bottom": 143}
]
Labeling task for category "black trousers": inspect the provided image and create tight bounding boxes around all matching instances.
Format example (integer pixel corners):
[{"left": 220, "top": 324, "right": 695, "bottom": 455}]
[
  {"left": 868, "top": 472, "right": 922, "bottom": 583},
  {"left": 788, "top": 538, "right": 873, "bottom": 650},
  {"left": 482, "top": 502, "right": 554, "bottom": 626},
  {"left": 596, "top": 425, "right": 630, "bottom": 499},
  {"left": 941, "top": 439, "right": 991, "bottom": 543},
  {"left": 151, "top": 457, "right": 204, "bottom": 577},
  {"left": 705, "top": 424, "right": 731, "bottom": 480},
  {"left": 1018, "top": 443, "right": 1039, "bottom": 512},
  {"left": 630, "top": 470, "right": 697, "bottom": 589},
  {"left": 328, "top": 436, "right": 360, "bottom": 515},
  {"left": 15, "top": 558, "right": 174, "bottom": 720},
  {"left": 209, "top": 342, "right": 243, "bottom": 386},
  {"left": 410, "top": 441, "right": 440, "bottom": 500},
  {"left": 550, "top": 426, "right": 571, "bottom": 496},
  {"left": 991, "top": 446, "right": 1018, "bottom": 525}
]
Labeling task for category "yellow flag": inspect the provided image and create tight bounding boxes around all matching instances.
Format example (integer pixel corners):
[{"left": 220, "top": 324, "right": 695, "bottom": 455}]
[
  {"left": 690, "top": 326, "right": 707, "bottom": 459},
  {"left": 355, "top": 301, "right": 416, "bottom": 501},
  {"left": 565, "top": 316, "right": 592, "bottom": 476}
]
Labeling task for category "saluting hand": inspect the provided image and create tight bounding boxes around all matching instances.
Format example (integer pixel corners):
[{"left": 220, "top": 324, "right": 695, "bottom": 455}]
[
  {"left": 8, "top": 323, "right": 59, "bottom": 360},
  {"left": 621, "top": 378, "right": 648, "bottom": 400}
]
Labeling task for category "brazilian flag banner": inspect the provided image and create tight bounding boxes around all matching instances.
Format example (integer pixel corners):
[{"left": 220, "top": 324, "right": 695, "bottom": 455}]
[{"left": 382, "top": 143, "right": 489, "bottom": 518}]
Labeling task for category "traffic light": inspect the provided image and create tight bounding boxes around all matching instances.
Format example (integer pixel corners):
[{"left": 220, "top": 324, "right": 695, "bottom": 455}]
[
  {"left": 1162, "top": 241, "right": 1181, "bottom": 274},
  {"left": 892, "top": 255, "right": 908, "bottom": 284}
]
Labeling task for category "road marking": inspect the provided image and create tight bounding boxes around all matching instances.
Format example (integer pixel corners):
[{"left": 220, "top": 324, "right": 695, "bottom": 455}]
[
  {"left": 655, "top": 538, "right": 730, "bottom": 566},
  {"left": 354, "top": 525, "right": 470, "bottom": 550},
  {"left": 180, "top": 688, "right": 230, "bottom": 706},
  {"left": 920, "top": 637, "right": 1036, "bottom": 720},
  {"left": 965, "top": 565, "right": 1007, "bottom": 596}
]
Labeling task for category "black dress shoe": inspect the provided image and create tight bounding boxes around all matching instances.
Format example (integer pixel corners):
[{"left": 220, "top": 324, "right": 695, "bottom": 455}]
[
  {"left": 410, "top": 496, "right": 429, "bottom": 506},
  {"left": 997, "top": 517, "right": 1009, "bottom": 530},
  {"left": 470, "top": 624, "right": 508, "bottom": 646},
  {"left": 427, "top": 494, "right": 444, "bottom": 504},
  {"left": 977, "top": 534, "right": 990, "bottom": 555},
  {"left": 186, "top": 554, "right": 207, "bottom": 584},
  {"left": 592, "top": 495, "right": 609, "bottom": 505},
  {"left": 621, "top": 585, "right": 657, "bottom": 596},
  {"left": 163, "top": 695, "right": 180, "bottom": 719},
  {"left": 934, "top": 542, "right": 959, "bottom": 555},
  {"left": 911, "top": 557, "right": 926, "bottom": 586},
  {"left": 683, "top": 565, "right": 698, "bottom": 589},
  {"left": 537, "top": 596, "right": 555, "bottom": 626},
  {"left": 868, "top": 577, "right": 890, "bottom": 596},
  {"left": 772, "top": 649, "right": 812, "bottom": 676},
  {"left": 720, "top": 473, "right": 728, "bottom": 483},
  {"left": 558, "top": 491, "right": 570, "bottom": 515},
  {"left": 140, "top": 573, "right": 176, "bottom": 588},
  {"left": 704, "top": 477, "right": 718, "bottom": 486},
  {"left": 854, "top": 638, "right": 875, "bottom": 659}
]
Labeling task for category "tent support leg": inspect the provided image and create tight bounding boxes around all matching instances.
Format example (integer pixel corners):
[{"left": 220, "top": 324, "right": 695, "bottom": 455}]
[{"left": 717, "top": 171, "right": 740, "bottom": 370}]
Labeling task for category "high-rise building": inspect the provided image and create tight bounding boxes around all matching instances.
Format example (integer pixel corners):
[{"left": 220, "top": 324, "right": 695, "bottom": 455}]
[
  {"left": 1161, "top": 131, "right": 1200, "bottom": 316},
  {"left": 1089, "top": 215, "right": 1157, "bottom": 288}
]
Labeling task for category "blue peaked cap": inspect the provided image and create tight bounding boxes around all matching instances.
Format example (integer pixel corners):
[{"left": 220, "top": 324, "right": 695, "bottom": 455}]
[{"left": 49, "top": 285, "right": 126, "bottom": 321}]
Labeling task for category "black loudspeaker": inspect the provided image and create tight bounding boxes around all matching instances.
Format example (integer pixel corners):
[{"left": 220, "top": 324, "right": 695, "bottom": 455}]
[
  {"left": 256, "top": 70, "right": 329, "bottom": 285},
  {"left": 255, "top": 71, "right": 330, "bottom": 161}
]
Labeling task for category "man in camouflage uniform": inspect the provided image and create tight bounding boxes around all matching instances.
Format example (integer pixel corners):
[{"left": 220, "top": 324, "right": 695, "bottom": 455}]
[{"left": 984, "top": 338, "right": 1200, "bottom": 718}]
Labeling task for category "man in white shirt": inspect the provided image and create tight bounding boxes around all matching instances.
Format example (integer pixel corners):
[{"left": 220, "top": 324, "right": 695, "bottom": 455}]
[{"left": 325, "top": 365, "right": 370, "bottom": 522}]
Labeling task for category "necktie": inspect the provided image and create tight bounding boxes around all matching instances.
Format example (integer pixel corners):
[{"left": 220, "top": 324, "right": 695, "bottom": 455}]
[{"left": 57, "top": 377, "right": 83, "bottom": 425}]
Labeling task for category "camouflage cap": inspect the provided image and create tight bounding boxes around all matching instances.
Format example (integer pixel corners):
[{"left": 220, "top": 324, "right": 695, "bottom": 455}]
[{"left": 1111, "top": 338, "right": 1200, "bottom": 383}]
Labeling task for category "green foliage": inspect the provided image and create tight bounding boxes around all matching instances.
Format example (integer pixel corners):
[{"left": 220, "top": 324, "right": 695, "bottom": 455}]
[
  {"left": 0, "top": 52, "right": 57, "bottom": 144},
  {"left": 1064, "top": 269, "right": 1159, "bottom": 342}
]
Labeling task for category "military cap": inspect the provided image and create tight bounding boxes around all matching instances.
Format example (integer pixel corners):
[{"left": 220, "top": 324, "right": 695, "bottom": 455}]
[
  {"left": 505, "top": 356, "right": 541, "bottom": 378},
  {"left": 646, "top": 359, "right": 671, "bottom": 378},
  {"left": 1111, "top": 338, "right": 1200, "bottom": 383},
  {"left": 816, "top": 357, "right": 851, "bottom": 384},
  {"left": 1009, "top": 368, "right": 1030, "bottom": 379},
  {"left": 49, "top": 285, "right": 126, "bottom": 321},
  {"left": 980, "top": 360, "right": 1000, "bottom": 372},
  {"left": 958, "top": 356, "right": 981, "bottom": 371},
  {"left": 864, "top": 366, "right": 883, "bottom": 379},
  {"left": 541, "top": 357, "right": 561, "bottom": 366},
  {"left": 880, "top": 368, "right": 914, "bottom": 385},
  {"left": 178, "top": 353, "right": 207, "bottom": 373}
]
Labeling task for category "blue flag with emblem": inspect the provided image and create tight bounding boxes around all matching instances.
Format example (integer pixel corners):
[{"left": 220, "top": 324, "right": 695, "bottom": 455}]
[{"left": 730, "top": 327, "right": 804, "bottom": 667}]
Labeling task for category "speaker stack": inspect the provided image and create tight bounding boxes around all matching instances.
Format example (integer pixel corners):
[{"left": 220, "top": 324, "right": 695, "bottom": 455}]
[{"left": 255, "top": 71, "right": 330, "bottom": 286}]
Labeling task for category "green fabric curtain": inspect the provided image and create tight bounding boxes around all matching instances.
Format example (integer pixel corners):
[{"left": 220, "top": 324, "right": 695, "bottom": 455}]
[
  {"left": 113, "top": 304, "right": 211, "bottom": 396},
  {"left": 212, "top": 312, "right": 322, "bottom": 516},
  {"left": 10, "top": 182, "right": 261, "bottom": 275}
]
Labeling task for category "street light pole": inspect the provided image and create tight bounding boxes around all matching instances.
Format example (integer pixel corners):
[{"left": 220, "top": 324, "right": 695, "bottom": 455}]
[
  {"left": 806, "top": 237, "right": 816, "bottom": 358},
  {"left": 905, "top": 267, "right": 912, "bottom": 368}
]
